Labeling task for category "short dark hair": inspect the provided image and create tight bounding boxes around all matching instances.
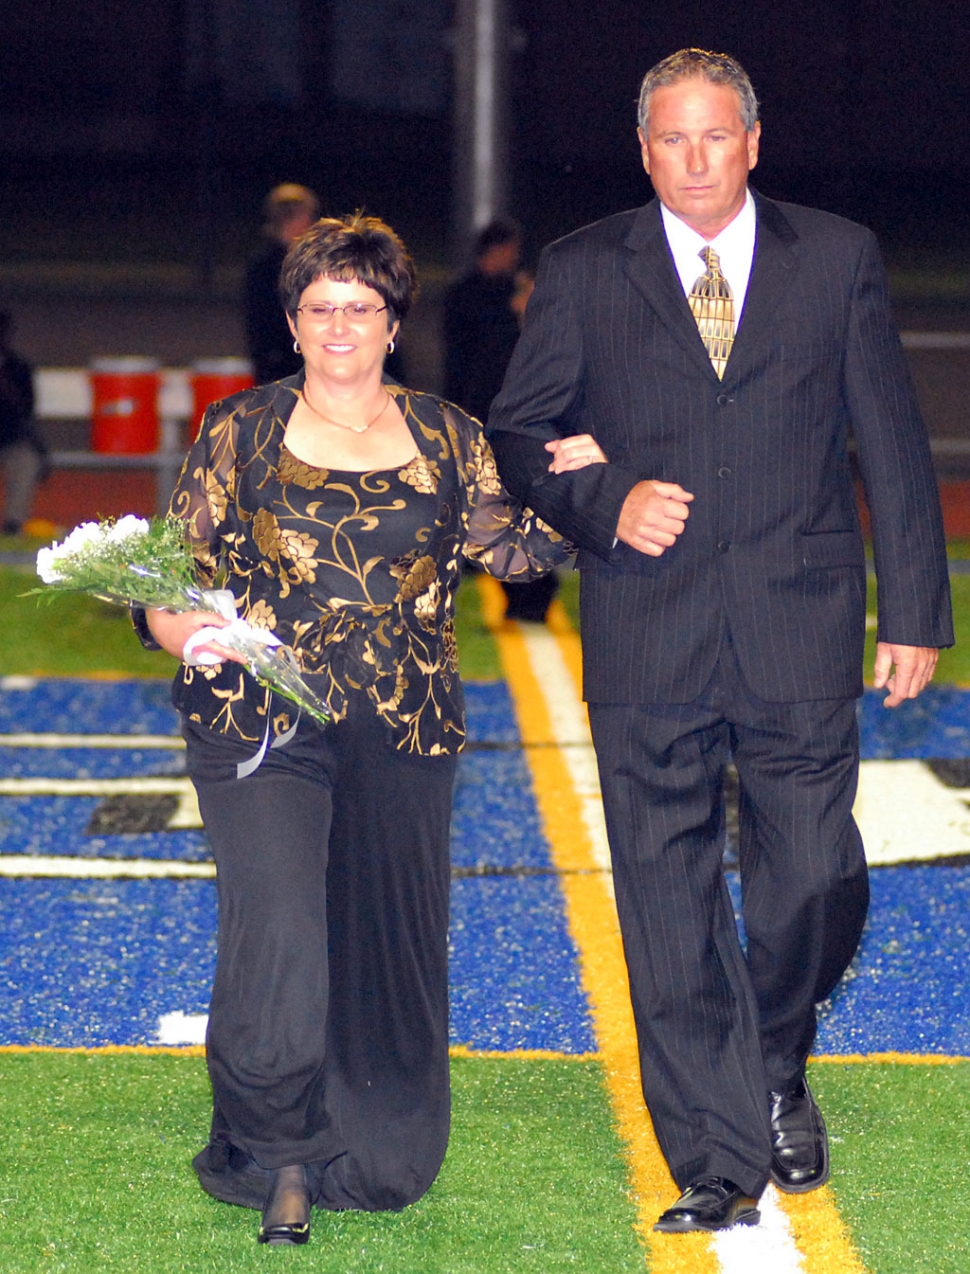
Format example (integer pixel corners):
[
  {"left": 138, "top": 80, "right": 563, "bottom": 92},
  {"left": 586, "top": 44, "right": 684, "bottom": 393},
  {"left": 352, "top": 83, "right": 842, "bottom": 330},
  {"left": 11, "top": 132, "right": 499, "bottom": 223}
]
[
  {"left": 638, "top": 48, "right": 759, "bottom": 134},
  {"left": 263, "top": 183, "right": 320, "bottom": 233},
  {"left": 473, "top": 217, "right": 522, "bottom": 260},
  {"left": 279, "top": 212, "right": 418, "bottom": 323}
]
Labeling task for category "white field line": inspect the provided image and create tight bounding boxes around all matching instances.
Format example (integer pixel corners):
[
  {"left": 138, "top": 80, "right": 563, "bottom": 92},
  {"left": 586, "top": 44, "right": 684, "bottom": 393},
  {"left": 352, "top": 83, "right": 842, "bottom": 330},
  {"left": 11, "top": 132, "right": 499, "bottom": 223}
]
[
  {"left": 854, "top": 758, "right": 970, "bottom": 864},
  {"left": 0, "top": 775, "right": 202, "bottom": 828},
  {"left": 0, "top": 777, "right": 191, "bottom": 794},
  {"left": 515, "top": 624, "right": 614, "bottom": 891},
  {"left": 0, "top": 733, "right": 183, "bottom": 749},
  {"left": 515, "top": 619, "right": 806, "bottom": 1273},
  {"left": 0, "top": 855, "right": 214, "bottom": 878},
  {"left": 712, "top": 1186, "right": 805, "bottom": 1273},
  {"left": 157, "top": 1011, "right": 209, "bottom": 1045}
]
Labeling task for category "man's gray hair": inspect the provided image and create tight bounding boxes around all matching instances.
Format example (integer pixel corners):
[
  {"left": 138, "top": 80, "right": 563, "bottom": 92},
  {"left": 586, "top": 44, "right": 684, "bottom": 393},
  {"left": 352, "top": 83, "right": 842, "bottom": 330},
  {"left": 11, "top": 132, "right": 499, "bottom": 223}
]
[{"left": 638, "top": 48, "right": 759, "bottom": 134}]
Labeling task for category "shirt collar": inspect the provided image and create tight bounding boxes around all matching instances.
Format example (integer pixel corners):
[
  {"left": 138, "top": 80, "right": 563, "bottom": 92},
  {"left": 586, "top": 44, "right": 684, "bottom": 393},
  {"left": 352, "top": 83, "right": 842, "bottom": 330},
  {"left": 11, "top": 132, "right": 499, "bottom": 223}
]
[{"left": 660, "top": 189, "right": 757, "bottom": 311}]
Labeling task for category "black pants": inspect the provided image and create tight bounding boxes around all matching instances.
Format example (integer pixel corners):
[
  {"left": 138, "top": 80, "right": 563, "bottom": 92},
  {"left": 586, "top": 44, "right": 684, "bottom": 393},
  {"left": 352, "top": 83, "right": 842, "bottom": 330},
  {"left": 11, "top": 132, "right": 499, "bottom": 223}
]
[
  {"left": 183, "top": 698, "right": 458, "bottom": 1212},
  {"left": 588, "top": 640, "right": 868, "bottom": 1197}
]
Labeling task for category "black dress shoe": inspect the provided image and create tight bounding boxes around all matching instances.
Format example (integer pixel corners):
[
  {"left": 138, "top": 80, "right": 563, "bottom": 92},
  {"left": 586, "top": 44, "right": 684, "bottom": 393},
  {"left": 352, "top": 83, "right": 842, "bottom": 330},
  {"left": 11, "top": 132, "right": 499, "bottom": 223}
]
[
  {"left": 654, "top": 1177, "right": 760, "bottom": 1232},
  {"left": 769, "top": 1077, "right": 830, "bottom": 1193},
  {"left": 257, "top": 1164, "right": 311, "bottom": 1245}
]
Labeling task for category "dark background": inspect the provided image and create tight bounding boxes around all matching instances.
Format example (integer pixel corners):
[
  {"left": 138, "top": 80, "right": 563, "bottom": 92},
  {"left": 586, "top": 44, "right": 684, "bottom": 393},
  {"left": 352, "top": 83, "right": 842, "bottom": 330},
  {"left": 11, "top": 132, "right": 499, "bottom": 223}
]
[{"left": 1, "top": 0, "right": 967, "bottom": 273}]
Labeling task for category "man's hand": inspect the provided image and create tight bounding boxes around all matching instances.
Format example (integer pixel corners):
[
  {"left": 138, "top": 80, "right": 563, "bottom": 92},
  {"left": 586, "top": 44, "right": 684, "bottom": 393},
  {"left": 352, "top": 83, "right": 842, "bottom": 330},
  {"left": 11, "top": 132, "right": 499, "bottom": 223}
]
[
  {"left": 873, "top": 642, "right": 939, "bottom": 707},
  {"left": 615, "top": 480, "right": 694, "bottom": 557}
]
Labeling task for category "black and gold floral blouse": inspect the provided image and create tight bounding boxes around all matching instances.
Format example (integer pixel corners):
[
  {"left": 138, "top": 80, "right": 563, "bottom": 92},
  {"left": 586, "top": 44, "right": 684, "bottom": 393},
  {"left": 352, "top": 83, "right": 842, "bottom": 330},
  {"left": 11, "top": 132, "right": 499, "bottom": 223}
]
[{"left": 157, "top": 376, "right": 569, "bottom": 754}]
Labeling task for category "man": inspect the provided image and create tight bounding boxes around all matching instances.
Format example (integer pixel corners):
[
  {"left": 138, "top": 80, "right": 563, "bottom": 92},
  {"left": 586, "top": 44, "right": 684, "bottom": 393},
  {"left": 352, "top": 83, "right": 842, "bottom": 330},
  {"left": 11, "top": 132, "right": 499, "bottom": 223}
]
[
  {"left": 0, "top": 311, "right": 44, "bottom": 535},
  {"left": 443, "top": 219, "right": 554, "bottom": 621},
  {"left": 444, "top": 218, "right": 530, "bottom": 422},
  {"left": 488, "top": 49, "right": 952, "bottom": 1232},
  {"left": 244, "top": 183, "right": 320, "bottom": 385}
]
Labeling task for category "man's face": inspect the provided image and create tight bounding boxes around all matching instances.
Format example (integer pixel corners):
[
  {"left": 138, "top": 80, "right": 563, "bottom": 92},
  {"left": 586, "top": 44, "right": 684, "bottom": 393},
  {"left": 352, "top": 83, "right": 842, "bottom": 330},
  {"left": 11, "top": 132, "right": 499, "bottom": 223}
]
[{"left": 638, "top": 78, "right": 760, "bottom": 239}]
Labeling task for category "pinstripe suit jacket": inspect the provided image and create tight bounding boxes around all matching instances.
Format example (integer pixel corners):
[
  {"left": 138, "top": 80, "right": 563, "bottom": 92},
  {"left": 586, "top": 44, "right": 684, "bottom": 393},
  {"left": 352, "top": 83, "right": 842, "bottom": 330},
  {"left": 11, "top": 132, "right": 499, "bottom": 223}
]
[{"left": 487, "top": 193, "right": 953, "bottom": 704}]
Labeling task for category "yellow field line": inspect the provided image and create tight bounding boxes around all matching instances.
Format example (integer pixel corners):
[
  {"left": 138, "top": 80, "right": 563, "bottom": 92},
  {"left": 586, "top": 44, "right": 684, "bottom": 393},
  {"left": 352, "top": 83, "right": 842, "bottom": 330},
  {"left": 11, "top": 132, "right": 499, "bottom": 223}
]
[
  {"left": 0, "top": 1042, "right": 601, "bottom": 1063},
  {"left": 813, "top": 1052, "right": 970, "bottom": 1064},
  {"left": 0, "top": 1043, "right": 208, "bottom": 1058},
  {"left": 7, "top": 1041, "right": 963, "bottom": 1068},
  {"left": 478, "top": 577, "right": 718, "bottom": 1271},
  {"left": 480, "top": 576, "right": 877, "bottom": 1274}
]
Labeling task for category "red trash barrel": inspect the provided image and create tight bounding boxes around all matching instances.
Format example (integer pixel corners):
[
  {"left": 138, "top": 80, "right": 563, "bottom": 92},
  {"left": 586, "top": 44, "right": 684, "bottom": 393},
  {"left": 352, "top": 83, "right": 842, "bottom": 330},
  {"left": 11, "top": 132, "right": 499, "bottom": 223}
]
[
  {"left": 90, "top": 357, "right": 160, "bottom": 454},
  {"left": 191, "top": 358, "right": 253, "bottom": 440}
]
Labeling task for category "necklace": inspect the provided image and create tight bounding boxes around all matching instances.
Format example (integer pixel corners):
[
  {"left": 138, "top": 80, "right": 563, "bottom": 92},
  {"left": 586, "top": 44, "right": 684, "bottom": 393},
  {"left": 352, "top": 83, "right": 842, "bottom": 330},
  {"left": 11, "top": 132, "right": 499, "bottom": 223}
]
[{"left": 300, "top": 385, "right": 391, "bottom": 434}]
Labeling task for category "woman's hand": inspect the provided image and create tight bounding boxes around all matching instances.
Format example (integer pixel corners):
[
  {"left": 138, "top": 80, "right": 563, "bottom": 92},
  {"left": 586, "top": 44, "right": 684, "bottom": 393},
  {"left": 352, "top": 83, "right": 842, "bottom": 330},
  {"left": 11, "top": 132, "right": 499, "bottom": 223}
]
[
  {"left": 146, "top": 608, "right": 247, "bottom": 666},
  {"left": 545, "top": 434, "right": 608, "bottom": 473}
]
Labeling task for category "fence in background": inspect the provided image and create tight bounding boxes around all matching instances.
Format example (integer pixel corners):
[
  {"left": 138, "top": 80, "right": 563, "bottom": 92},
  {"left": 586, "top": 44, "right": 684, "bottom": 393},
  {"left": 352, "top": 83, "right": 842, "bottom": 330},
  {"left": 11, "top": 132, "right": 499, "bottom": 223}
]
[{"left": 31, "top": 332, "right": 970, "bottom": 518}]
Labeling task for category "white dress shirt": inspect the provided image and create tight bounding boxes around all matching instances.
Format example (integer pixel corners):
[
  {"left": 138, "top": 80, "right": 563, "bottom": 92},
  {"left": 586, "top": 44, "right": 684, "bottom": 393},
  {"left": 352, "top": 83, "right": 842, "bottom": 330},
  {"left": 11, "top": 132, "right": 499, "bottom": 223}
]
[{"left": 661, "top": 189, "right": 757, "bottom": 321}]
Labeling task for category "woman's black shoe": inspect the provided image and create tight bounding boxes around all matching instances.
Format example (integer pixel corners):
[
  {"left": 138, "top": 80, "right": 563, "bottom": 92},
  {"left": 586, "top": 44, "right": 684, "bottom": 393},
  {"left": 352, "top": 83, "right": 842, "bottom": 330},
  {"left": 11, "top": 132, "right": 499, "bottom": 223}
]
[{"left": 257, "top": 1164, "right": 311, "bottom": 1245}]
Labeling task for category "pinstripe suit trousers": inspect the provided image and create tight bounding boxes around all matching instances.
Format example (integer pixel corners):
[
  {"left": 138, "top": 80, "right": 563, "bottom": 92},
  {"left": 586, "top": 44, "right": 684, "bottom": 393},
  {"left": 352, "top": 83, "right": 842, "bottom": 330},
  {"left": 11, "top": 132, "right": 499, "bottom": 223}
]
[{"left": 587, "top": 635, "right": 868, "bottom": 1197}]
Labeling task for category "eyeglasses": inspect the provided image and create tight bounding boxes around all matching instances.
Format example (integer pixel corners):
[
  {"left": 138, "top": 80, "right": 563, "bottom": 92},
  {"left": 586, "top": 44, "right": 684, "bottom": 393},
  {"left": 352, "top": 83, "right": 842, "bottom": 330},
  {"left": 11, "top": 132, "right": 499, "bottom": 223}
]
[{"left": 296, "top": 303, "right": 388, "bottom": 323}]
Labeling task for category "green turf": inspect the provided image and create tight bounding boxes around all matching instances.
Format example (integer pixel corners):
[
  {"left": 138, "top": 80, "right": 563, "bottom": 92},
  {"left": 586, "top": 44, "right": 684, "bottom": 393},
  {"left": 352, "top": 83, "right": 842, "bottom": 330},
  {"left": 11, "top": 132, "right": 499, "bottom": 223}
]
[
  {"left": 867, "top": 573, "right": 970, "bottom": 685},
  {"left": 0, "top": 566, "right": 176, "bottom": 677},
  {"left": 813, "top": 1061, "right": 970, "bottom": 1273},
  {"left": 0, "top": 1052, "right": 643, "bottom": 1273},
  {"left": 0, "top": 565, "right": 501, "bottom": 682},
  {"left": 8, "top": 551, "right": 968, "bottom": 685},
  {"left": 451, "top": 570, "right": 502, "bottom": 680}
]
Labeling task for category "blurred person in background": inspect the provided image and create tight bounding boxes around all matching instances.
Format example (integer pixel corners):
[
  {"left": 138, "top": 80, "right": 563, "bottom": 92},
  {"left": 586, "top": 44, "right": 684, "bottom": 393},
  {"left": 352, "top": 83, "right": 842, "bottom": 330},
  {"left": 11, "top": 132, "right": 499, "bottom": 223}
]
[
  {"left": 0, "top": 311, "right": 45, "bottom": 535},
  {"left": 139, "top": 213, "right": 604, "bottom": 1246},
  {"left": 244, "top": 183, "right": 321, "bottom": 385},
  {"left": 444, "top": 219, "right": 557, "bottom": 621}
]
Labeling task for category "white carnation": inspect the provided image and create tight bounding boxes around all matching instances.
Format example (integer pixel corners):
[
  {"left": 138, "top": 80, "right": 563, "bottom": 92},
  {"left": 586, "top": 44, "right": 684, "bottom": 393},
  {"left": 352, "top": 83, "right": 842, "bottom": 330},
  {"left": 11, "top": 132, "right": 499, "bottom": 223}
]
[
  {"left": 35, "top": 546, "right": 64, "bottom": 583},
  {"left": 106, "top": 515, "right": 150, "bottom": 543},
  {"left": 60, "top": 522, "right": 103, "bottom": 555}
]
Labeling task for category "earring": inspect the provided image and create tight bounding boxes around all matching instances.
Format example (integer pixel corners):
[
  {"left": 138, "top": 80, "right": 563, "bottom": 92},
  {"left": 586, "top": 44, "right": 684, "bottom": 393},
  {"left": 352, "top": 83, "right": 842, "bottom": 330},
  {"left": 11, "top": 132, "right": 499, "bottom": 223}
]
[
  {"left": 385, "top": 339, "right": 395, "bottom": 355},
  {"left": 293, "top": 339, "right": 301, "bottom": 354}
]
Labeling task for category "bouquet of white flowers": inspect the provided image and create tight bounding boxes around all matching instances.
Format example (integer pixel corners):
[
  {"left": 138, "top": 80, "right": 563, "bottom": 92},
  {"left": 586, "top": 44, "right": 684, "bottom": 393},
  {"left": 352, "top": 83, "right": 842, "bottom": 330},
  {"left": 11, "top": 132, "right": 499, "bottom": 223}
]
[{"left": 34, "top": 515, "right": 330, "bottom": 728}]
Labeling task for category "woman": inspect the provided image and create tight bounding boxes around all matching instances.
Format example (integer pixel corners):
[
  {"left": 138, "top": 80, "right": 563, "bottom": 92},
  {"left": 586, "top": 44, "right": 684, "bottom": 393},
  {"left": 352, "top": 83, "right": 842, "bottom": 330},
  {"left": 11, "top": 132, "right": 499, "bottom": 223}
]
[{"left": 140, "top": 213, "right": 605, "bottom": 1246}]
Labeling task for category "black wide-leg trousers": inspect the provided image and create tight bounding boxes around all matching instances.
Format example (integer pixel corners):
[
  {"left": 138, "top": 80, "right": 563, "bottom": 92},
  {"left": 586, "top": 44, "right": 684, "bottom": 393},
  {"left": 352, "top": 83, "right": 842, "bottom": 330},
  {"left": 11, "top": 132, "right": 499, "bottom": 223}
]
[
  {"left": 182, "top": 699, "right": 458, "bottom": 1212},
  {"left": 588, "top": 643, "right": 869, "bottom": 1198}
]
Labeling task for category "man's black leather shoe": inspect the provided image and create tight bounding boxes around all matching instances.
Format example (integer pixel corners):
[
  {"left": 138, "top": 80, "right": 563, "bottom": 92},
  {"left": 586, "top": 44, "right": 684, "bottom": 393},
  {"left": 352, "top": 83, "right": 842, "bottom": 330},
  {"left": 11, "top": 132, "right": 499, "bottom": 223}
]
[
  {"left": 653, "top": 1177, "right": 760, "bottom": 1232},
  {"left": 769, "top": 1078, "right": 830, "bottom": 1193}
]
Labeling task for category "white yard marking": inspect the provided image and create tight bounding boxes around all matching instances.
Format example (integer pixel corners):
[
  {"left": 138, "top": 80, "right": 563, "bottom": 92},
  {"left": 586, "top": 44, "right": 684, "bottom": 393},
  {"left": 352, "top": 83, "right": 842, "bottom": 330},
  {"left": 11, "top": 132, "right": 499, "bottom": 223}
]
[
  {"left": 0, "top": 774, "right": 202, "bottom": 827},
  {"left": 0, "top": 855, "right": 214, "bottom": 878},
  {"left": 854, "top": 758, "right": 970, "bottom": 864},
  {"left": 0, "top": 777, "right": 191, "bottom": 794},
  {"left": 712, "top": 1186, "right": 805, "bottom": 1273},
  {"left": 157, "top": 1011, "right": 209, "bottom": 1045},
  {"left": 516, "top": 623, "right": 614, "bottom": 888},
  {"left": 0, "top": 733, "right": 183, "bottom": 749}
]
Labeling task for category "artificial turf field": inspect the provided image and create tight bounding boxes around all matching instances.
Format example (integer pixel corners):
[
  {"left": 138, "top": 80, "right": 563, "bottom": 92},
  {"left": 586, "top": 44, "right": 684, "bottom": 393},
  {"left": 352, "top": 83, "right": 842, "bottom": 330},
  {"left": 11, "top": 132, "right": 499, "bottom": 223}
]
[{"left": 2, "top": 559, "right": 970, "bottom": 1272}]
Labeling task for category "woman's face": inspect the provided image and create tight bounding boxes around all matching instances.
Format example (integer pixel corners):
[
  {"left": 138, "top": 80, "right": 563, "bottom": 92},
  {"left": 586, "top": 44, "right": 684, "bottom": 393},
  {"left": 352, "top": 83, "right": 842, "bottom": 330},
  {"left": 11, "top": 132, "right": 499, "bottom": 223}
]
[{"left": 288, "top": 276, "right": 399, "bottom": 384}]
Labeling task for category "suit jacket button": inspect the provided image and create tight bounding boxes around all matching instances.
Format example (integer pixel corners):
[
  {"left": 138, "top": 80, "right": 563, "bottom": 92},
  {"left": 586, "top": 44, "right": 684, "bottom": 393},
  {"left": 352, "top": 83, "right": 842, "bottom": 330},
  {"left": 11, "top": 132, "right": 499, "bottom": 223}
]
[
  {"left": 717, "top": 540, "right": 730, "bottom": 553},
  {"left": 716, "top": 393, "right": 732, "bottom": 406},
  {"left": 718, "top": 466, "right": 732, "bottom": 478}
]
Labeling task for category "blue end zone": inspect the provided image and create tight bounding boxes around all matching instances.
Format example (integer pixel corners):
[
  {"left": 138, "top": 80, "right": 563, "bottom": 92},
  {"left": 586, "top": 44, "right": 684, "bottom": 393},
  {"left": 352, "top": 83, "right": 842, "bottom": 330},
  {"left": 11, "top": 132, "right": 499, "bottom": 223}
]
[
  {"left": 3, "top": 678, "right": 970, "bottom": 1055},
  {"left": 860, "top": 684, "right": 970, "bottom": 758},
  {"left": 0, "top": 878, "right": 215, "bottom": 1046},
  {"left": 0, "top": 679, "right": 596, "bottom": 1052},
  {"left": 815, "top": 865, "right": 970, "bottom": 1054}
]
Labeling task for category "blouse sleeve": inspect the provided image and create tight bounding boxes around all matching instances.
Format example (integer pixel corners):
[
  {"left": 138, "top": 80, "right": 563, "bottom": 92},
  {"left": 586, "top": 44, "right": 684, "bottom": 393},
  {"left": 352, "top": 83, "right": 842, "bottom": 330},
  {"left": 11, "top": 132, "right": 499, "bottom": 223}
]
[
  {"left": 443, "top": 403, "right": 573, "bottom": 580},
  {"left": 130, "top": 399, "right": 239, "bottom": 649},
  {"left": 167, "top": 399, "right": 242, "bottom": 587}
]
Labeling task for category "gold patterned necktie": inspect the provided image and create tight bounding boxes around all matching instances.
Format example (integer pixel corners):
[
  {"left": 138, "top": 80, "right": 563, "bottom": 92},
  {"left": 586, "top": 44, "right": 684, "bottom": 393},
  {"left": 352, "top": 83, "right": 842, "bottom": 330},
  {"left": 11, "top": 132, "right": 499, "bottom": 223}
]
[{"left": 688, "top": 246, "right": 735, "bottom": 379}]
